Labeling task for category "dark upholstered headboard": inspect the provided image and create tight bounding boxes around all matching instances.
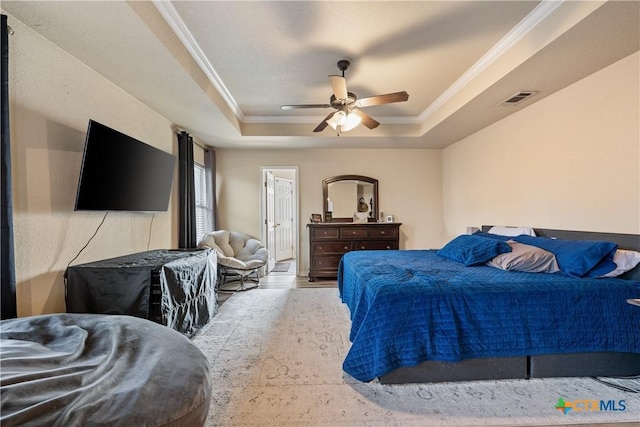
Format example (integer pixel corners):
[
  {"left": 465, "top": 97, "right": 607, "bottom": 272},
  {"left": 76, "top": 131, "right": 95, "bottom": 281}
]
[
  {"left": 480, "top": 226, "right": 640, "bottom": 281},
  {"left": 481, "top": 226, "right": 640, "bottom": 251}
]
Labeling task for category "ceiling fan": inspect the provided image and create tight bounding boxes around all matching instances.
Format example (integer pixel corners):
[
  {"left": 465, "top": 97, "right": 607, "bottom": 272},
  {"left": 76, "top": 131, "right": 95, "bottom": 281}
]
[{"left": 281, "top": 60, "right": 409, "bottom": 135}]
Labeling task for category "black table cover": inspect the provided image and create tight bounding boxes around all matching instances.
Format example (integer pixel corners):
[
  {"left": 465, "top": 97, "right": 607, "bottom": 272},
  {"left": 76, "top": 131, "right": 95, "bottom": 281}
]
[{"left": 66, "top": 249, "right": 217, "bottom": 337}]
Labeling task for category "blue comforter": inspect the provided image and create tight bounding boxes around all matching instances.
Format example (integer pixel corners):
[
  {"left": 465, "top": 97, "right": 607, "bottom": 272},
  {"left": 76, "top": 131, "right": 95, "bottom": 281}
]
[{"left": 338, "top": 250, "right": 640, "bottom": 382}]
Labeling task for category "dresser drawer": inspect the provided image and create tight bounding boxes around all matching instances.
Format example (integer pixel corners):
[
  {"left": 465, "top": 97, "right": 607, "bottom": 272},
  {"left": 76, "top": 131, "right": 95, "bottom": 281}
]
[
  {"left": 341, "top": 227, "right": 369, "bottom": 239},
  {"left": 312, "top": 255, "right": 343, "bottom": 270},
  {"left": 312, "top": 227, "right": 340, "bottom": 239},
  {"left": 370, "top": 227, "right": 398, "bottom": 239},
  {"left": 355, "top": 240, "right": 397, "bottom": 250},
  {"left": 313, "top": 242, "right": 352, "bottom": 254}
]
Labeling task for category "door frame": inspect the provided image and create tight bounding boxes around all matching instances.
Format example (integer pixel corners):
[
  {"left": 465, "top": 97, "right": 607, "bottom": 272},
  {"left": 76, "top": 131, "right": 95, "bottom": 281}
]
[{"left": 260, "top": 166, "right": 299, "bottom": 275}]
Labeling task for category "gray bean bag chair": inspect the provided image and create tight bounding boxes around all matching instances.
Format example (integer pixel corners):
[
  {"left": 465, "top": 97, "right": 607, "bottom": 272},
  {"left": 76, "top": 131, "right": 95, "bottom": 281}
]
[{"left": 0, "top": 314, "right": 211, "bottom": 426}]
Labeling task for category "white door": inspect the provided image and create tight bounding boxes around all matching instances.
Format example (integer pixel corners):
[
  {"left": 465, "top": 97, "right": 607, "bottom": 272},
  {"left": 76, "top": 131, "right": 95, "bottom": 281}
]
[
  {"left": 265, "top": 171, "right": 276, "bottom": 271},
  {"left": 275, "top": 177, "right": 294, "bottom": 261}
]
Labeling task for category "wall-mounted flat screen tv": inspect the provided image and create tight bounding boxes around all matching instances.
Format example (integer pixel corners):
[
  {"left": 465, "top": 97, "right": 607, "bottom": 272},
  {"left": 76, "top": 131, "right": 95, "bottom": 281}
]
[{"left": 74, "top": 120, "right": 176, "bottom": 212}]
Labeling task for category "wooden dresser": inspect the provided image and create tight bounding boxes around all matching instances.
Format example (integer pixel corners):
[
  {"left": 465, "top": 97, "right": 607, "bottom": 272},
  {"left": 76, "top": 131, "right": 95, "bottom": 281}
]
[{"left": 307, "top": 222, "right": 401, "bottom": 281}]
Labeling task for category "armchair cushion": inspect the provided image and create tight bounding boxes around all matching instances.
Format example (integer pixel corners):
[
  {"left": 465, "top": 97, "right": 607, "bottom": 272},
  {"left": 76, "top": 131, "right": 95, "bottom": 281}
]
[
  {"left": 199, "top": 230, "right": 233, "bottom": 257},
  {"left": 198, "top": 230, "right": 268, "bottom": 271}
]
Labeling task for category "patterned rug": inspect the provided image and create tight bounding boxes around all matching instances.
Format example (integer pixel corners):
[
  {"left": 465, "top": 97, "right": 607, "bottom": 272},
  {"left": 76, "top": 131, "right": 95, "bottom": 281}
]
[{"left": 193, "top": 289, "right": 640, "bottom": 426}]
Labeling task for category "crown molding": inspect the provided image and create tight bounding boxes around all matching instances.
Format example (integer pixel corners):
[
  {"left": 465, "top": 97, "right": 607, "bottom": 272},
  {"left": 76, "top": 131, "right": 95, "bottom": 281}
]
[
  {"left": 154, "top": 0, "right": 563, "bottom": 130},
  {"left": 152, "top": 0, "right": 245, "bottom": 121},
  {"left": 243, "top": 115, "right": 420, "bottom": 125},
  {"left": 417, "top": 0, "right": 564, "bottom": 122}
]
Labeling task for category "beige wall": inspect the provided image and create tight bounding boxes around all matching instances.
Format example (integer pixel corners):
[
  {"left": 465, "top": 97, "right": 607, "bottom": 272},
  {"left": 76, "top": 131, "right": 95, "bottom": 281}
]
[
  {"left": 7, "top": 14, "right": 178, "bottom": 316},
  {"left": 6, "top": 10, "right": 638, "bottom": 313},
  {"left": 214, "top": 149, "right": 444, "bottom": 274},
  {"left": 443, "top": 52, "right": 640, "bottom": 239}
]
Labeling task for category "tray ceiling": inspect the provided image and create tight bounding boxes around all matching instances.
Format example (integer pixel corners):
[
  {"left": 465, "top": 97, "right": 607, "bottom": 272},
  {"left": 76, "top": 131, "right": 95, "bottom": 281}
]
[{"left": 2, "top": 1, "right": 638, "bottom": 148}]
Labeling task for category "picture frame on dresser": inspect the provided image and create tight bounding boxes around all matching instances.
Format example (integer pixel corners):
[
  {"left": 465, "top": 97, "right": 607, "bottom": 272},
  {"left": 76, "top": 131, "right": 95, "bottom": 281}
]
[{"left": 310, "top": 213, "right": 322, "bottom": 223}]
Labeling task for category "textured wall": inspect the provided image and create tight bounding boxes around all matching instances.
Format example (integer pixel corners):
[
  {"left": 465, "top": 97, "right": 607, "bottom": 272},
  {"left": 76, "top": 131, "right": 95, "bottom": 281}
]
[
  {"left": 214, "top": 148, "right": 444, "bottom": 275},
  {"left": 6, "top": 14, "right": 178, "bottom": 316},
  {"left": 6, "top": 11, "right": 638, "bottom": 306},
  {"left": 443, "top": 52, "right": 640, "bottom": 239}
]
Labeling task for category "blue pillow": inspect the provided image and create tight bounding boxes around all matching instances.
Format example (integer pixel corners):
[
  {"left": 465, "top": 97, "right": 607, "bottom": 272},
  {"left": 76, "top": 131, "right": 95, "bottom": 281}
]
[
  {"left": 512, "top": 235, "right": 617, "bottom": 278},
  {"left": 585, "top": 257, "right": 618, "bottom": 278},
  {"left": 438, "top": 235, "right": 512, "bottom": 266}
]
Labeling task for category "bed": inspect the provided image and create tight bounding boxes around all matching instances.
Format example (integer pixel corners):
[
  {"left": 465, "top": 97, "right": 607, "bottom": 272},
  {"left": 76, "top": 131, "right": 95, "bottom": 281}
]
[{"left": 337, "top": 227, "right": 640, "bottom": 383}]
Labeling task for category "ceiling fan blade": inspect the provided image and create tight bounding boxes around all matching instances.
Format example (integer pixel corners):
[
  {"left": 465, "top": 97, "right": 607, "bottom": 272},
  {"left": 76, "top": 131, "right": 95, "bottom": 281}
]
[
  {"left": 356, "top": 91, "right": 409, "bottom": 108},
  {"left": 281, "top": 104, "right": 331, "bottom": 110},
  {"left": 313, "top": 112, "right": 337, "bottom": 133},
  {"left": 329, "top": 75, "right": 348, "bottom": 100},
  {"left": 352, "top": 109, "right": 380, "bottom": 129}
]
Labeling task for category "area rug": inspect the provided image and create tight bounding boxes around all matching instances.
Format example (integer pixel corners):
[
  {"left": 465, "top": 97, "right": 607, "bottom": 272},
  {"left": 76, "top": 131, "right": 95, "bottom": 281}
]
[
  {"left": 271, "top": 262, "right": 291, "bottom": 273},
  {"left": 192, "top": 288, "right": 640, "bottom": 426}
]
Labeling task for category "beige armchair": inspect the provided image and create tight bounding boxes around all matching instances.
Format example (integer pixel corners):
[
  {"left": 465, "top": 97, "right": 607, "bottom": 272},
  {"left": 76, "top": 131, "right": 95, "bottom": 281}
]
[{"left": 198, "top": 230, "right": 269, "bottom": 291}]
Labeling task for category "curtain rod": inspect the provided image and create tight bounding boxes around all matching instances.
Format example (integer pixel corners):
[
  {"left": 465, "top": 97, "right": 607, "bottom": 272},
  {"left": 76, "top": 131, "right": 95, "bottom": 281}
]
[
  {"left": 174, "top": 128, "right": 208, "bottom": 151},
  {"left": 190, "top": 138, "right": 207, "bottom": 151}
]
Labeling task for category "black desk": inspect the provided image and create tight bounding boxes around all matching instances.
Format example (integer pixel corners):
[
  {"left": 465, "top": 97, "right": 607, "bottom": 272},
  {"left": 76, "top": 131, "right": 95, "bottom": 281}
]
[{"left": 66, "top": 249, "right": 217, "bottom": 337}]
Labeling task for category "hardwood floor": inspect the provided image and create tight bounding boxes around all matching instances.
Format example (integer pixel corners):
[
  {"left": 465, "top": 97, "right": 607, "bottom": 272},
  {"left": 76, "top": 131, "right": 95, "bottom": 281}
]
[
  {"left": 258, "top": 274, "right": 337, "bottom": 289},
  {"left": 216, "top": 260, "right": 337, "bottom": 304}
]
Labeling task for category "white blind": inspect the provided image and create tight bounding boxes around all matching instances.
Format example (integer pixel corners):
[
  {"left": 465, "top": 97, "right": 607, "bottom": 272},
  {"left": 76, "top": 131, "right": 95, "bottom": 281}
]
[{"left": 194, "top": 162, "right": 207, "bottom": 241}]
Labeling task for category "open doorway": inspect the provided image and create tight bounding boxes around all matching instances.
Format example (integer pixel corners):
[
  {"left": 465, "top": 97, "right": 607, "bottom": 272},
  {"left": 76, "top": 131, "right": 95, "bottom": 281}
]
[{"left": 260, "top": 167, "right": 299, "bottom": 276}]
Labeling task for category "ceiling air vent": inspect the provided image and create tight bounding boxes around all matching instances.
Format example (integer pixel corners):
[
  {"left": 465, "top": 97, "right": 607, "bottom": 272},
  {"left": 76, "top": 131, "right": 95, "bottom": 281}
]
[{"left": 499, "top": 91, "right": 538, "bottom": 106}]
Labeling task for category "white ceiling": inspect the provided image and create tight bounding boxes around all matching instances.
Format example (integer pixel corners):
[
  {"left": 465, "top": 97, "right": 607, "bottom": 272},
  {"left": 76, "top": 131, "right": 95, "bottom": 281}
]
[{"left": 3, "top": 1, "right": 639, "bottom": 149}]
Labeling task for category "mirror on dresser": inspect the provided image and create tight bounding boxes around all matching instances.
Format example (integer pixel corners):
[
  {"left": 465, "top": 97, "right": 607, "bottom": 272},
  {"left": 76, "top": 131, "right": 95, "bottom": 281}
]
[{"left": 322, "top": 175, "right": 378, "bottom": 222}]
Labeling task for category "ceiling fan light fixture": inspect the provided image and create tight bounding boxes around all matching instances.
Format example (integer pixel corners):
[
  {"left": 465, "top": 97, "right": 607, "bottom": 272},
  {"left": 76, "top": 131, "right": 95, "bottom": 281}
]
[
  {"left": 326, "top": 111, "right": 346, "bottom": 130},
  {"left": 342, "top": 112, "right": 362, "bottom": 132},
  {"left": 326, "top": 110, "right": 361, "bottom": 133}
]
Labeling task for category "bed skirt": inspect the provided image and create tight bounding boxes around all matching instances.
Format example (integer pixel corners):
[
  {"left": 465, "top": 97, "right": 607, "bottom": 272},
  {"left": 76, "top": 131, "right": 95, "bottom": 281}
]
[{"left": 379, "top": 352, "right": 640, "bottom": 384}]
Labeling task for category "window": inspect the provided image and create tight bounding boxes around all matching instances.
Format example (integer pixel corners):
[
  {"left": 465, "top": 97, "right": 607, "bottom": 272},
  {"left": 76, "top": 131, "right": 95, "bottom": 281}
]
[{"left": 194, "top": 162, "right": 207, "bottom": 240}]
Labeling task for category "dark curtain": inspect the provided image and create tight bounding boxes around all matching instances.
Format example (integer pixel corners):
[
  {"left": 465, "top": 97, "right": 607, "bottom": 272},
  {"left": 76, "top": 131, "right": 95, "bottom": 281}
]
[
  {"left": 177, "top": 131, "right": 197, "bottom": 249},
  {"left": 204, "top": 148, "right": 218, "bottom": 232},
  {"left": 1, "top": 15, "right": 17, "bottom": 319}
]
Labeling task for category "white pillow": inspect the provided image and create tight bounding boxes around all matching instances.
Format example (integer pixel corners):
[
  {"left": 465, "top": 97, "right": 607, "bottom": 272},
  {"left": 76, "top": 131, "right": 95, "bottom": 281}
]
[
  {"left": 600, "top": 249, "right": 640, "bottom": 278},
  {"left": 488, "top": 226, "right": 537, "bottom": 237}
]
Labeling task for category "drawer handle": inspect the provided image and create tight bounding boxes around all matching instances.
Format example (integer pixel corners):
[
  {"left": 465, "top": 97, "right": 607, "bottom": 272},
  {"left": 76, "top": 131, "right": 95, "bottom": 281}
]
[
  {"left": 344, "top": 246, "right": 348, "bottom": 250},
  {"left": 361, "top": 246, "right": 365, "bottom": 250},
  {"left": 386, "top": 246, "right": 391, "bottom": 249},
  {"left": 318, "top": 261, "right": 323, "bottom": 265},
  {"left": 318, "top": 246, "right": 322, "bottom": 250},
  {"left": 323, "top": 231, "right": 328, "bottom": 235},
  {"left": 380, "top": 231, "right": 385, "bottom": 235},
  {"left": 352, "top": 231, "right": 356, "bottom": 235}
]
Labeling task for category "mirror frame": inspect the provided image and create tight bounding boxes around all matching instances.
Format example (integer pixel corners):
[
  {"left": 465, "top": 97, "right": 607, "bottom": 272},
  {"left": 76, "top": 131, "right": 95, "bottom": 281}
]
[{"left": 322, "top": 175, "right": 378, "bottom": 222}]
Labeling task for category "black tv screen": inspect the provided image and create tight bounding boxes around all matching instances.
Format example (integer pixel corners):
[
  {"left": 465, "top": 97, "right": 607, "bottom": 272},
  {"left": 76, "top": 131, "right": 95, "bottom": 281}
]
[{"left": 74, "top": 120, "right": 176, "bottom": 212}]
